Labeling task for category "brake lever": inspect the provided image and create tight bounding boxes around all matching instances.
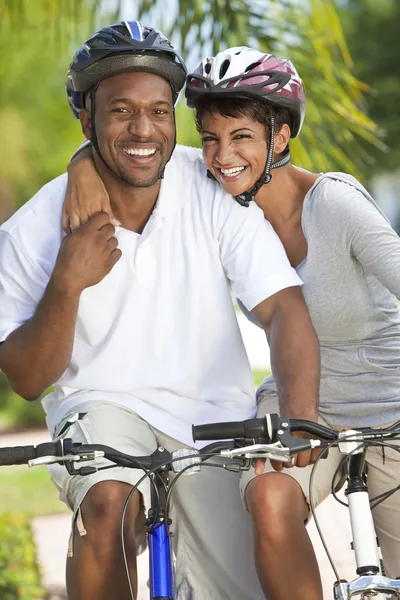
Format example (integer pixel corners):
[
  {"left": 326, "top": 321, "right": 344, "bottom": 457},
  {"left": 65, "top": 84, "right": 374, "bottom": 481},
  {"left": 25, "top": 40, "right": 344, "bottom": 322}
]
[
  {"left": 28, "top": 454, "right": 82, "bottom": 468},
  {"left": 221, "top": 442, "right": 294, "bottom": 463},
  {"left": 221, "top": 436, "right": 322, "bottom": 464}
]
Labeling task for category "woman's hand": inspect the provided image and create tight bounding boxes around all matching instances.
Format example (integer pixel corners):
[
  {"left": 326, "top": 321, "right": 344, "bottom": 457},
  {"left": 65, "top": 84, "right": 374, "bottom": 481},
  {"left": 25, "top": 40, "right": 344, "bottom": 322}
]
[{"left": 63, "top": 145, "right": 119, "bottom": 233}]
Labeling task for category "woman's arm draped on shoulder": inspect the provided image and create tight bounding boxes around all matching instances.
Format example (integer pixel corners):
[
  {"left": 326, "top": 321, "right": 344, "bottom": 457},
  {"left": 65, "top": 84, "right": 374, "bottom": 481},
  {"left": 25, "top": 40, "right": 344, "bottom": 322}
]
[
  {"left": 63, "top": 144, "right": 116, "bottom": 232},
  {"left": 316, "top": 184, "right": 400, "bottom": 298}
]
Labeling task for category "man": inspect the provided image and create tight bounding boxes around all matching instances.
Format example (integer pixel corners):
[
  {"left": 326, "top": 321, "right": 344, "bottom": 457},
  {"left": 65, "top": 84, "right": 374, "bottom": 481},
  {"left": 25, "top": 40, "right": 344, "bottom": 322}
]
[{"left": 0, "top": 21, "right": 320, "bottom": 600}]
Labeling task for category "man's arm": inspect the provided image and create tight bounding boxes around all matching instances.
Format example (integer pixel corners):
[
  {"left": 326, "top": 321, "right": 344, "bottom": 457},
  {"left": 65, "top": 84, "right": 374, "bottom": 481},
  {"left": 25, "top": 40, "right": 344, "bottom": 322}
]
[
  {"left": 251, "top": 286, "right": 320, "bottom": 469},
  {"left": 252, "top": 286, "right": 320, "bottom": 421},
  {"left": 0, "top": 213, "right": 121, "bottom": 401},
  {"left": 0, "top": 276, "right": 81, "bottom": 400}
]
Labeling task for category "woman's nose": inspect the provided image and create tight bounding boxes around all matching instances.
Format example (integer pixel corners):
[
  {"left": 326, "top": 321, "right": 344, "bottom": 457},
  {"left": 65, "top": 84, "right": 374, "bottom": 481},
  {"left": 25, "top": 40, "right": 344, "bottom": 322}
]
[{"left": 215, "top": 140, "right": 235, "bottom": 164}]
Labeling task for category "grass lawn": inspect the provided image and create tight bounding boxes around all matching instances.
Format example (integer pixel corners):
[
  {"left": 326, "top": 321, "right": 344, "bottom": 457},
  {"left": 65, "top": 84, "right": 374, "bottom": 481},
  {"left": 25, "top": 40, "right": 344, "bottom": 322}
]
[
  {"left": 253, "top": 368, "right": 270, "bottom": 387},
  {"left": 0, "top": 465, "right": 68, "bottom": 517}
]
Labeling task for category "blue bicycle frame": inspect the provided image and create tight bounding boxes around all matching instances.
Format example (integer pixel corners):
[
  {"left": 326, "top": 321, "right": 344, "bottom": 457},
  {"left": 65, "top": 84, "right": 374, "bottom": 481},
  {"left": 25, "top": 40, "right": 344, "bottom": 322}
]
[{"left": 146, "top": 455, "right": 174, "bottom": 599}]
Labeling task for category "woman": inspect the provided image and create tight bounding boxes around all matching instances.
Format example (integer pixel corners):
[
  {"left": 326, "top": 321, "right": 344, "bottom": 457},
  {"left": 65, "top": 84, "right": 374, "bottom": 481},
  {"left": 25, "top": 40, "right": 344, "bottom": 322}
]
[{"left": 64, "top": 47, "right": 400, "bottom": 600}]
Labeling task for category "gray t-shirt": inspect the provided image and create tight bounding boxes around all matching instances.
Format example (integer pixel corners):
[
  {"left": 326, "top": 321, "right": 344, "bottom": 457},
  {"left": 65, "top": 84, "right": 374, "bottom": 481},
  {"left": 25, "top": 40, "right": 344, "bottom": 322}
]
[{"left": 254, "top": 172, "right": 400, "bottom": 427}]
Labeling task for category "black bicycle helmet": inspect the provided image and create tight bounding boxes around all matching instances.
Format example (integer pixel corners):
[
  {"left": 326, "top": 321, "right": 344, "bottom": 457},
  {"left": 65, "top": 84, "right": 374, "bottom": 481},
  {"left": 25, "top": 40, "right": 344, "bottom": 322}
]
[{"left": 66, "top": 20, "right": 187, "bottom": 118}]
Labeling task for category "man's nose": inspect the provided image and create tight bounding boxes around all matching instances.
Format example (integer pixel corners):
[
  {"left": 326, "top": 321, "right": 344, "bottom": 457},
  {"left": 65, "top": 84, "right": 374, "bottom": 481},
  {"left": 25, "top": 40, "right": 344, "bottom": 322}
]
[{"left": 128, "top": 111, "right": 155, "bottom": 137}]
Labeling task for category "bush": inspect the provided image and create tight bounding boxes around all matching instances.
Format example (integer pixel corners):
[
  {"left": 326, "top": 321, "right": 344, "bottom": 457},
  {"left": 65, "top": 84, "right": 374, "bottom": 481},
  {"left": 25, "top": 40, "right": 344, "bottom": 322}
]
[
  {"left": 1, "top": 391, "right": 47, "bottom": 429},
  {"left": 0, "top": 513, "right": 44, "bottom": 599},
  {"left": 0, "top": 374, "right": 48, "bottom": 430}
]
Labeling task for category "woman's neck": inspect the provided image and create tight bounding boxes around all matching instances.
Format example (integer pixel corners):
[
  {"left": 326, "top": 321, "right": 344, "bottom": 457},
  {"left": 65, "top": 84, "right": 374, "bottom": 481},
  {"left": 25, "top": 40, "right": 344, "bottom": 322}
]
[{"left": 255, "top": 164, "right": 319, "bottom": 227}]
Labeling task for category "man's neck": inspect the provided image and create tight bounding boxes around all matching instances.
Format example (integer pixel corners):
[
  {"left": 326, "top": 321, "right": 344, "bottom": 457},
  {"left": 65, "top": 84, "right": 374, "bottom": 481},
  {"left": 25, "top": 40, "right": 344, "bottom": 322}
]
[{"left": 95, "top": 156, "right": 161, "bottom": 234}]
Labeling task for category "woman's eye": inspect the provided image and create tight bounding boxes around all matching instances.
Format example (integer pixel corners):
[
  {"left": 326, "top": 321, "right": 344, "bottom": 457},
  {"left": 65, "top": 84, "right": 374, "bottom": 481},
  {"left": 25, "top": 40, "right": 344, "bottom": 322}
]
[
  {"left": 201, "top": 137, "right": 217, "bottom": 144},
  {"left": 234, "top": 134, "right": 251, "bottom": 140}
]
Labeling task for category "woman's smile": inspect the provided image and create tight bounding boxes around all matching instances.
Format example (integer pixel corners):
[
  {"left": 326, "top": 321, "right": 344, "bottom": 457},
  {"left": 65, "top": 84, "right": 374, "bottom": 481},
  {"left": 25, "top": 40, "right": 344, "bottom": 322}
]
[{"left": 215, "top": 164, "right": 248, "bottom": 183}]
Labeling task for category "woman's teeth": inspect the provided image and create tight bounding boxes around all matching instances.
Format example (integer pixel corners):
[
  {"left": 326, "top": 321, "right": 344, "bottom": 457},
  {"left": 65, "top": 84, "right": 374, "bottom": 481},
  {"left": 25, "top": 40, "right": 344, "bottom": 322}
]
[{"left": 220, "top": 166, "right": 245, "bottom": 176}]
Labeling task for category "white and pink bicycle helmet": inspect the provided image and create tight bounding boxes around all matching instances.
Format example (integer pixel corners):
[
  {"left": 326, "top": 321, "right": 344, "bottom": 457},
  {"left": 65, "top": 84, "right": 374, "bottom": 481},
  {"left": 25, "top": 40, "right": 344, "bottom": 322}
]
[
  {"left": 186, "top": 47, "right": 305, "bottom": 137},
  {"left": 186, "top": 47, "right": 306, "bottom": 205}
]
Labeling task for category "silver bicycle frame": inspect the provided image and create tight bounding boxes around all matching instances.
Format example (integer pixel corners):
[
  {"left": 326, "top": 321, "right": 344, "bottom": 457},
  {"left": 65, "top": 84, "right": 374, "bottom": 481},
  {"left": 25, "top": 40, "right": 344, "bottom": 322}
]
[
  {"left": 333, "top": 430, "right": 400, "bottom": 599},
  {"left": 222, "top": 428, "right": 400, "bottom": 599}
]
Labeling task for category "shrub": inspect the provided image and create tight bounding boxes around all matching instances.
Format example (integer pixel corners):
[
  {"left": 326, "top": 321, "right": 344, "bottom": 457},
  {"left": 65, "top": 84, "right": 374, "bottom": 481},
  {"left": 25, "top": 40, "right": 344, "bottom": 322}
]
[
  {"left": 0, "top": 513, "right": 44, "bottom": 600},
  {"left": 0, "top": 374, "right": 49, "bottom": 430},
  {"left": 1, "top": 391, "right": 47, "bottom": 429}
]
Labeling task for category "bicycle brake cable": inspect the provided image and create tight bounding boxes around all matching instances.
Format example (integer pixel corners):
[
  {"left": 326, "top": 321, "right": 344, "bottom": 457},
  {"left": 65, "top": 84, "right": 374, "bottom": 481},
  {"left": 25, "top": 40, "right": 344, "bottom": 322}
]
[
  {"left": 309, "top": 439, "right": 344, "bottom": 587},
  {"left": 120, "top": 463, "right": 165, "bottom": 600}
]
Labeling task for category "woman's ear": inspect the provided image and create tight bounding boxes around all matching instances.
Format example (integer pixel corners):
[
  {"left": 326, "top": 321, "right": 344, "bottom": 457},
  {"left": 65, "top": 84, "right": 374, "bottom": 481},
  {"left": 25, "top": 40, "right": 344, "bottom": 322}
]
[
  {"left": 79, "top": 109, "right": 92, "bottom": 141},
  {"left": 274, "top": 123, "right": 291, "bottom": 155}
]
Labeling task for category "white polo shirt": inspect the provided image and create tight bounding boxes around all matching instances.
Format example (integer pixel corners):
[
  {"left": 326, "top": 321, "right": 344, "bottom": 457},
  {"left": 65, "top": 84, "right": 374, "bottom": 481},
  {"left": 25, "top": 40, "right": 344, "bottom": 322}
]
[{"left": 0, "top": 145, "right": 301, "bottom": 445}]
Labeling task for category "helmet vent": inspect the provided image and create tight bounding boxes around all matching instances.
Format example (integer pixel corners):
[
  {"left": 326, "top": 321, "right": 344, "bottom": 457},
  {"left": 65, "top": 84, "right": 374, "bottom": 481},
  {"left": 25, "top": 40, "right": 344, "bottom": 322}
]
[
  {"left": 219, "top": 59, "right": 230, "bottom": 79},
  {"left": 244, "top": 61, "right": 262, "bottom": 73},
  {"left": 204, "top": 62, "right": 212, "bottom": 74},
  {"left": 91, "top": 35, "right": 117, "bottom": 48}
]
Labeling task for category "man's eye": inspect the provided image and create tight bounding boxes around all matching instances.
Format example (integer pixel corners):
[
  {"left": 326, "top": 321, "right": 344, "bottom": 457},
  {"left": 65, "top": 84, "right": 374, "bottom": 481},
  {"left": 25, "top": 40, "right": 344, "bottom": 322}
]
[
  {"left": 112, "top": 107, "right": 130, "bottom": 113},
  {"left": 153, "top": 109, "right": 172, "bottom": 117}
]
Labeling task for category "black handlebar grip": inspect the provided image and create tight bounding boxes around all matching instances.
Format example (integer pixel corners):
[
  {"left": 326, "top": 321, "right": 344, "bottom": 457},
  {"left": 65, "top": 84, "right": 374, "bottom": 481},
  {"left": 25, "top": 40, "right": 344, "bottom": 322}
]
[
  {"left": 35, "top": 441, "right": 63, "bottom": 458},
  {"left": 192, "top": 418, "right": 268, "bottom": 442},
  {"left": 0, "top": 445, "right": 36, "bottom": 465}
]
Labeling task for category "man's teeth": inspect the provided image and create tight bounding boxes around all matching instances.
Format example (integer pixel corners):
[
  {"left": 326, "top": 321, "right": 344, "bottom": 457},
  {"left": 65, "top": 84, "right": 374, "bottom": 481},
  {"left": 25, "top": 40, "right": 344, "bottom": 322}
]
[
  {"left": 220, "top": 166, "right": 245, "bottom": 176},
  {"left": 123, "top": 148, "right": 156, "bottom": 156}
]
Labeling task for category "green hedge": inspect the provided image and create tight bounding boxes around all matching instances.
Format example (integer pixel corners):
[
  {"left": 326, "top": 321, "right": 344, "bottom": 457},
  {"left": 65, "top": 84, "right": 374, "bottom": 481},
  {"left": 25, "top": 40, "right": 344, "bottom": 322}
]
[
  {"left": 0, "top": 374, "right": 48, "bottom": 430},
  {"left": 0, "top": 513, "right": 44, "bottom": 600}
]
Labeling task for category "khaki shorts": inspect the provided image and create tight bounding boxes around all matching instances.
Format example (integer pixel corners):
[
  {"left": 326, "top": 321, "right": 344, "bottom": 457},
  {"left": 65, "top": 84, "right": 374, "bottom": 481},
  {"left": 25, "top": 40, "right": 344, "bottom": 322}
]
[
  {"left": 240, "top": 393, "right": 400, "bottom": 578},
  {"left": 48, "top": 401, "right": 264, "bottom": 600}
]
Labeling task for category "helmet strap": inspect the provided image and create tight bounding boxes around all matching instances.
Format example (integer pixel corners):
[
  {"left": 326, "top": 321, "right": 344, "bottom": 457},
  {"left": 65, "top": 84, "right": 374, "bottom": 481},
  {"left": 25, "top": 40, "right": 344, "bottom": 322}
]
[
  {"left": 89, "top": 87, "right": 114, "bottom": 174},
  {"left": 158, "top": 108, "right": 177, "bottom": 179}
]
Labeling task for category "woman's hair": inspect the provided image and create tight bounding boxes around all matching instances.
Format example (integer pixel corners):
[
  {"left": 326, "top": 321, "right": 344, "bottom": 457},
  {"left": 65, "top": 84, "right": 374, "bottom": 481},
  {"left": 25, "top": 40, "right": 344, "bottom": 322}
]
[{"left": 194, "top": 95, "right": 293, "bottom": 142}]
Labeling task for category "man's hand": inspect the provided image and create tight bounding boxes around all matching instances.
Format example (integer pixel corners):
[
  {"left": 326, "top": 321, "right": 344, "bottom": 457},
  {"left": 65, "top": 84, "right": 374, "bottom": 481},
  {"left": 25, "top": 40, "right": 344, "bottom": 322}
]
[
  {"left": 254, "top": 424, "right": 322, "bottom": 475},
  {"left": 53, "top": 212, "right": 121, "bottom": 295}
]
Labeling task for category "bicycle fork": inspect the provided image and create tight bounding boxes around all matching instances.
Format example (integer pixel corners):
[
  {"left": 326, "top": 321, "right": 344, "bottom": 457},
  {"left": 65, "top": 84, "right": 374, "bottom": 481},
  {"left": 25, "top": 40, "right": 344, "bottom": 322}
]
[
  {"left": 147, "top": 465, "right": 174, "bottom": 600},
  {"left": 333, "top": 450, "right": 400, "bottom": 599},
  {"left": 347, "top": 452, "right": 380, "bottom": 579}
]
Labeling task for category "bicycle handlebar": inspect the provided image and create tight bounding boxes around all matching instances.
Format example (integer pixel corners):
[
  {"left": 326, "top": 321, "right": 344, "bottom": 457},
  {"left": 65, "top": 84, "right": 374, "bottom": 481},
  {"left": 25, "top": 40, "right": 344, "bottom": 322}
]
[
  {"left": 192, "top": 415, "right": 400, "bottom": 443},
  {"left": 1, "top": 415, "right": 399, "bottom": 468},
  {"left": 0, "top": 440, "right": 154, "bottom": 469},
  {"left": 0, "top": 441, "right": 65, "bottom": 465},
  {"left": 191, "top": 417, "right": 271, "bottom": 442},
  {"left": 192, "top": 414, "right": 340, "bottom": 443},
  {"left": 0, "top": 445, "right": 37, "bottom": 465}
]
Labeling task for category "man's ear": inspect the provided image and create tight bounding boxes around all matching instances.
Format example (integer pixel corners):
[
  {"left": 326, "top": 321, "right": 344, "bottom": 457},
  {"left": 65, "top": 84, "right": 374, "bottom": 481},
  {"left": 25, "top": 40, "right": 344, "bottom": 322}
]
[
  {"left": 79, "top": 109, "right": 92, "bottom": 141},
  {"left": 273, "top": 123, "right": 291, "bottom": 155}
]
